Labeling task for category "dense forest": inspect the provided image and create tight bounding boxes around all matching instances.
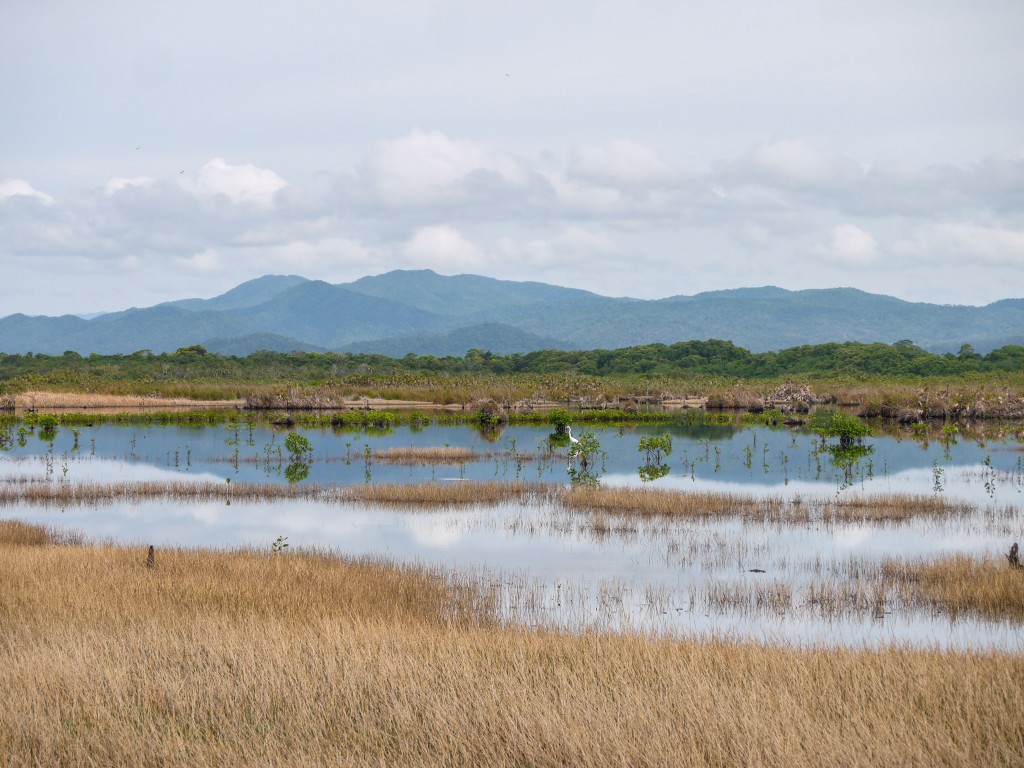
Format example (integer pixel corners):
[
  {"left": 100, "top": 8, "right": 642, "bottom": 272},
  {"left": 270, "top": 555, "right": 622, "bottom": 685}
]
[{"left": 1, "top": 340, "right": 1021, "bottom": 387}]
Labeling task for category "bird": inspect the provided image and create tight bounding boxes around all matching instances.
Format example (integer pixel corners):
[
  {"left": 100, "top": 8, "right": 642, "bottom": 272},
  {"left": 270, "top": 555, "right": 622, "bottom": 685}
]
[{"left": 566, "top": 426, "right": 579, "bottom": 445}]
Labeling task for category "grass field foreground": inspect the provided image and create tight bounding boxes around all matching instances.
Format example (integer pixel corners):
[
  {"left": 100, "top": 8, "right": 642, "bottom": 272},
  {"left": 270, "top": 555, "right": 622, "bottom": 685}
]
[{"left": 1, "top": 521, "right": 1021, "bottom": 766}]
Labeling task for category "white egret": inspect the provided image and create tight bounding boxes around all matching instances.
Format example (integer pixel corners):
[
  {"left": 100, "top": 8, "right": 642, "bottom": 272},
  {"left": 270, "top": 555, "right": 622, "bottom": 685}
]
[{"left": 566, "top": 426, "right": 579, "bottom": 445}]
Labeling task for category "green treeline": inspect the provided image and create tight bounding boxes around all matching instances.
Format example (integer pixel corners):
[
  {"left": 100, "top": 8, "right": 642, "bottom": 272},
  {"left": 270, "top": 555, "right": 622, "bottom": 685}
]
[{"left": 0, "top": 340, "right": 1021, "bottom": 385}]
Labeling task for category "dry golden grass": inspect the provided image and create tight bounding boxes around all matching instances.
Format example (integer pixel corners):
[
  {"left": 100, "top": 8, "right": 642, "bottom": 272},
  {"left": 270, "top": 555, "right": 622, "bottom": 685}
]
[
  {"left": 884, "top": 554, "right": 1024, "bottom": 620},
  {"left": 0, "top": 519, "right": 74, "bottom": 546},
  {"left": 826, "top": 493, "right": 976, "bottom": 522},
  {"left": 0, "top": 479, "right": 556, "bottom": 509},
  {"left": 0, "top": 480, "right": 987, "bottom": 526},
  {"left": 373, "top": 446, "right": 481, "bottom": 463},
  {"left": 564, "top": 485, "right": 782, "bottom": 518},
  {"left": 0, "top": 521, "right": 1021, "bottom": 767},
  {"left": 348, "top": 480, "right": 552, "bottom": 506},
  {"left": 563, "top": 486, "right": 975, "bottom": 523},
  {"left": 0, "top": 480, "right": 322, "bottom": 506},
  {"left": 13, "top": 390, "right": 245, "bottom": 410}
]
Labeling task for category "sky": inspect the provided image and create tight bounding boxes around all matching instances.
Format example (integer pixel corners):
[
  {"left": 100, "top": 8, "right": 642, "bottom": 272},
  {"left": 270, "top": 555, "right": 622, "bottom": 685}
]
[{"left": 1, "top": 0, "right": 1023, "bottom": 317}]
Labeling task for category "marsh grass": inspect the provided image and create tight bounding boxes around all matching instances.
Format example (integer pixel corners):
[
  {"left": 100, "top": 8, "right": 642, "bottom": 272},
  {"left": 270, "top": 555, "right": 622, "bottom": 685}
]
[
  {"left": 0, "top": 519, "right": 83, "bottom": 546},
  {"left": 0, "top": 479, "right": 994, "bottom": 525},
  {"left": 351, "top": 480, "right": 552, "bottom": 505},
  {"left": 0, "top": 479, "right": 558, "bottom": 508},
  {"left": 883, "top": 554, "right": 1024, "bottom": 620},
  {"left": 372, "top": 446, "right": 481, "bottom": 463},
  {"left": 0, "top": 521, "right": 1021, "bottom": 766},
  {"left": 563, "top": 486, "right": 977, "bottom": 523},
  {"left": 827, "top": 493, "right": 977, "bottom": 522},
  {"left": 13, "top": 390, "right": 245, "bottom": 410}
]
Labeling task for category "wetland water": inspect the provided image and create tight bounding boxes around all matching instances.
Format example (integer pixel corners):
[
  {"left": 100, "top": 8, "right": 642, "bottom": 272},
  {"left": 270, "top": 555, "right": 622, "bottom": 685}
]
[{"left": 2, "top": 417, "right": 1023, "bottom": 649}]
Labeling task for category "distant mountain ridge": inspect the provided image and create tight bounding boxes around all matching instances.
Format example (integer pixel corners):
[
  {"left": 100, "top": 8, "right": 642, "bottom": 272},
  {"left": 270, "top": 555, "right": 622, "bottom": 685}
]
[{"left": 0, "top": 270, "right": 1021, "bottom": 356}]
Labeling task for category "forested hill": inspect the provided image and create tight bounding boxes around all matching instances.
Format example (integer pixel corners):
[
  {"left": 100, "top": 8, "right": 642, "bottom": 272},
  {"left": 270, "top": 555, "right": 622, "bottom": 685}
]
[
  {"left": 0, "top": 270, "right": 1022, "bottom": 355},
  {"left": 1, "top": 340, "right": 1021, "bottom": 383}
]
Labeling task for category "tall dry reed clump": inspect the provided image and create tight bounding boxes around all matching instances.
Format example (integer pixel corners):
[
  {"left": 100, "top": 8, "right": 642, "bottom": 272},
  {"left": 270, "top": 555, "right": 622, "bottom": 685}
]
[
  {"left": 13, "top": 390, "right": 245, "bottom": 409},
  {"left": 884, "top": 554, "right": 1024, "bottom": 620},
  {"left": 372, "top": 445, "right": 480, "bottom": 463},
  {"left": 1, "top": 521, "right": 1022, "bottom": 766},
  {"left": 561, "top": 486, "right": 975, "bottom": 523}
]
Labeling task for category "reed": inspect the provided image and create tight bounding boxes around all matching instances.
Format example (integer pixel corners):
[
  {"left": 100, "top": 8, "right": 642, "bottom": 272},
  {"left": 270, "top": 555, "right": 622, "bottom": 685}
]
[
  {"left": 884, "top": 554, "right": 1024, "bottom": 620},
  {"left": 0, "top": 480, "right": 327, "bottom": 506},
  {"left": 14, "top": 390, "right": 245, "bottom": 409},
  {"left": 0, "top": 479, "right": 996, "bottom": 525},
  {"left": 347, "top": 480, "right": 552, "bottom": 506},
  {"left": 562, "top": 486, "right": 977, "bottom": 523},
  {"left": 373, "top": 446, "right": 481, "bottom": 463},
  {"left": 563, "top": 485, "right": 783, "bottom": 519},
  {"left": 0, "top": 479, "right": 551, "bottom": 508},
  {"left": 0, "top": 519, "right": 83, "bottom": 546},
  {"left": 827, "top": 493, "right": 976, "bottom": 522},
  {"left": 0, "top": 521, "right": 1021, "bottom": 766}
]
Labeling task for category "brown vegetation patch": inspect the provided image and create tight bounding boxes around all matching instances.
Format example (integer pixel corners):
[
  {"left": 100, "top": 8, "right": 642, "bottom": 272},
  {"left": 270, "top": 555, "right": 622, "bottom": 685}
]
[
  {"left": 0, "top": 481, "right": 990, "bottom": 525},
  {"left": 373, "top": 446, "right": 482, "bottom": 464},
  {"left": 0, "top": 525, "right": 1020, "bottom": 766},
  {"left": 562, "top": 487, "right": 976, "bottom": 524},
  {"left": 827, "top": 493, "right": 976, "bottom": 522},
  {"left": 0, "top": 519, "right": 81, "bottom": 546},
  {"left": 345, "top": 480, "right": 551, "bottom": 506},
  {"left": 245, "top": 388, "right": 449, "bottom": 410},
  {"left": 884, "top": 554, "right": 1024, "bottom": 620},
  {"left": 564, "top": 486, "right": 778, "bottom": 519},
  {"left": 0, "top": 480, "right": 550, "bottom": 507},
  {"left": 13, "top": 390, "right": 245, "bottom": 410}
]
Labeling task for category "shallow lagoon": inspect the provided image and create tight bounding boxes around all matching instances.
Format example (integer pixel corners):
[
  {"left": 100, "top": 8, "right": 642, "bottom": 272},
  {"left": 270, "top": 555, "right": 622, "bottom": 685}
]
[
  {"left": 3, "top": 419, "right": 1023, "bottom": 500},
  {"left": 2, "top": 418, "right": 1022, "bottom": 650}
]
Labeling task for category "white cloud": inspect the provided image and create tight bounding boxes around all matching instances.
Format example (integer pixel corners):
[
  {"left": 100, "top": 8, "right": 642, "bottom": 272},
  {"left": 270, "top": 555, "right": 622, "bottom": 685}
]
[
  {"left": 496, "top": 226, "right": 618, "bottom": 267},
  {"left": 817, "top": 224, "right": 881, "bottom": 267},
  {"left": 270, "top": 237, "right": 377, "bottom": 273},
  {"left": 192, "top": 158, "right": 288, "bottom": 207},
  {"left": 545, "top": 175, "right": 623, "bottom": 215},
  {"left": 3, "top": 127, "right": 1024, "bottom": 314},
  {"left": 361, "top": 129, "right": 529, "bottom": 208},
  {"left": 104, "top": 177, "right": 154, "bottom": 196},
  {"left": 894, "top": 222, "right": 1024, "bottom": 266},
  {"left": 719, "top": 139, "right": 865, "bottom": 194},
  {"left": 568, "top": 139, "right": 676, "bottom": 189},
  {"left": 0, "top": 179, "right": 53, "bottom": 205},
  {"left": 176, "top": 248, "right": 222, "bottom": 273},
  {"left": 403, "top": 225, "right": 484, "bottom": 268},
  {"left": 751, "top": 140, "right": 840, "bottom": 185},
  {"left": 552, "top": 226, "right": 618, "bottom": 256}
]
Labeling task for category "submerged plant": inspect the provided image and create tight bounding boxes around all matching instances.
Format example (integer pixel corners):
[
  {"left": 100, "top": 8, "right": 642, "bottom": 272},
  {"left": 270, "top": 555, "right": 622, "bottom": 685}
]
[
  {"left": 284, "top": 462, "right": 310, "bottom": 484},
  {"left": 568, "top": 430, "right": 603, "bottom": 486},
  {"left": 638, "top": 434, "right": 673, "bottom": 465},
  {"left": 284, "top": 432, "right": 313, "bottom": 462},
  {"left": 637, "top": 433, "right": 673, "bottom": 483},
  {"left": 932, "top": 460, "right": 945, "bottom": 494}
]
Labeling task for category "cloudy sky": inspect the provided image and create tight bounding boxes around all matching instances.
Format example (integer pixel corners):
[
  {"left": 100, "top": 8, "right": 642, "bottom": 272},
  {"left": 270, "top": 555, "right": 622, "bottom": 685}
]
[{"left": 2, "top": 0, "right": 1023, "bottom": 317}]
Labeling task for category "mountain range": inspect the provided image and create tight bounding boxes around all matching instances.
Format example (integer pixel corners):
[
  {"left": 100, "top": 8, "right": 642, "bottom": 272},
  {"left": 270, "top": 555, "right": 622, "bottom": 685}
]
[{"left": 1, "top": 270, "right": 1021, "bottom": 357}]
